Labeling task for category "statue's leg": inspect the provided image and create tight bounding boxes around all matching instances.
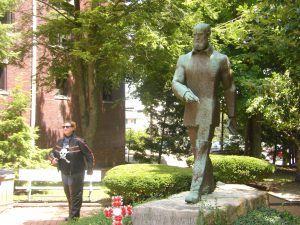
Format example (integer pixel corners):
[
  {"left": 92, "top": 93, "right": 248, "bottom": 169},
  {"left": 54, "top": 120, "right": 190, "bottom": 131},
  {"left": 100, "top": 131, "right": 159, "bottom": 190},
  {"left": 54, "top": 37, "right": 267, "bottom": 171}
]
[
  {"left": 185, "top": 125, "right": 216, "bottom": 204},
  {"left": 199, "top": 150, "right": 215, "bottom": 195},
  {"left": 185, "top": 141, "right": 211, "bottom": 203}
]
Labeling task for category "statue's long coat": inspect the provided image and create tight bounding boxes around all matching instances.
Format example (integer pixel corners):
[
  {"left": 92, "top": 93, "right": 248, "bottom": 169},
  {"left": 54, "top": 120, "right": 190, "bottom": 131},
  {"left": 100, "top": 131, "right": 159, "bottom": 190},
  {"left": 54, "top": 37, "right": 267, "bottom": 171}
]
[{"left": 172, "top": 45, "right": 235, "bottom": 129}]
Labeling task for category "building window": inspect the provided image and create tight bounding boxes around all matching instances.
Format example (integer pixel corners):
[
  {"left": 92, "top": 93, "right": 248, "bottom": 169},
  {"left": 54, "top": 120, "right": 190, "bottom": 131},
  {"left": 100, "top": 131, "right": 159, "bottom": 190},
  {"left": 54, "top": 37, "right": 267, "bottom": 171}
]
[
  {"left": 56, "top": 78, "right": 68, "bottom": 96},
  {"left": 0, "top": 12, "right": 15, "bottom": 24},
  {"left": 0, "top": 65, "right": 7, "bottom": 91},
  {"left": 54, "top": 77, "right": 70, "bottom": 100},
  {"left": 127, "top": 119, "right": 137, "bottom": 125},
  {"left": 102, "top": 81, "right": 113, "bottom": 102},
  {"left": 50, "top": 34, "right": 69, "bottom": 48}
]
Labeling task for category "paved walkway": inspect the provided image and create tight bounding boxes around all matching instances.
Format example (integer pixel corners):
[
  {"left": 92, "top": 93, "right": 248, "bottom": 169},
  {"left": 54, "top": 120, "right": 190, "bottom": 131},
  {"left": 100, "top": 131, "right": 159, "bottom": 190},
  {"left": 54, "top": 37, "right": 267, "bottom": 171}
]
[
  {"left": 0, "top": 202, "right": 102, "bottom": 225},
  {"left": 268, "top": 182, "right": 300, "bottom": 217}
]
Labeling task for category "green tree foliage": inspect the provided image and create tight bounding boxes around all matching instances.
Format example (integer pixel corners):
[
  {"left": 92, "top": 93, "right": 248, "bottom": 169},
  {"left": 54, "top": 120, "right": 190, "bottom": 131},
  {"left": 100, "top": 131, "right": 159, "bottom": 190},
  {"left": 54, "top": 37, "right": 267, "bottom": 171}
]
[
  {"left": 138, "top": 0, "right": 299, "bottom": 162},
  {"left": 214, "top": 0, "right": 300, "bottom": 97},
  {"left": 17, "top": 0, "right": 299, "bottom": 167},
  {"left": 228, "top": 0, "right": 300, "bottom": 172},
  {"left": 25, "top": 0, "right": 188, "bottom": 149},
  {"left": 212, "top": 0, "right": 300, "bottom": 157},
  {"left": 143, "top": 89, "right": 189, "bottom": 163},
  {"left": 0, "top": 86, "right": 46, "bottom": 169},
  {"left": 247, "top": 72, "right": 300, "bottom": 135},
  {"left": 126, "top": 118, "right": 188, "bottom": 164},
  {"left": 0, "top": 0, "right": 18, "bottom": 61},
  {"left": 125, "top": 129, "right": 153, "bottom": 163},
  {"left": 247, "top": 72, "right": 300, "bottom": 179},
  {"left": 126, "top": 129, "right": 147, "bottom": 154},
  {"left": 134, "top": 0, "right": 255, "bottom": 159}
]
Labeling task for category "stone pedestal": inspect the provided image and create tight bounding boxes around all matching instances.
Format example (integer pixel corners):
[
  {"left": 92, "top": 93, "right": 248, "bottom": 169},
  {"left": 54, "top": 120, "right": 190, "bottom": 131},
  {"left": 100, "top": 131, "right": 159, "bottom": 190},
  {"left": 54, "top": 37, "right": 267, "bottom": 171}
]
[{"left": 132, "top": 182, "right": 268, "bottom": 225}]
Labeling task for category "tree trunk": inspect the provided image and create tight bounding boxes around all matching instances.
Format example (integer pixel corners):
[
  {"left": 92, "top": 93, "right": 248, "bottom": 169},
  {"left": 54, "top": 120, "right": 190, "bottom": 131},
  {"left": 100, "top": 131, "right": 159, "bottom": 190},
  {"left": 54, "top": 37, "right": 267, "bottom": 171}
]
[
  {"left": 158, "top": 110, "right": 167, "bottom": 164},
  {"left": 284, "top": 132, "right": 300, "bottom": 182},
  {"left": 72, "top": 60, "right": 100, "bottom": 150},
  {"left": 70, "top": 1, "right": 99, "bottom": 149},
  {"left": 295, "top": 144, "right": 300, "bottom": 182},
  {"left": 244, "top": 114, "right": 262, "bottom": 158}
]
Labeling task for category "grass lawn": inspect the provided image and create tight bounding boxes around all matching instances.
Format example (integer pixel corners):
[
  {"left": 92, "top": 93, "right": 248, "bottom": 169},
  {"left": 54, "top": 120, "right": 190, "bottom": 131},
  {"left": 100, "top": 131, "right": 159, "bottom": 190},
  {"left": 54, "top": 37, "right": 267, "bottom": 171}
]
[{"left": 250, "top": 166, "right": 296, "bottom": 191}]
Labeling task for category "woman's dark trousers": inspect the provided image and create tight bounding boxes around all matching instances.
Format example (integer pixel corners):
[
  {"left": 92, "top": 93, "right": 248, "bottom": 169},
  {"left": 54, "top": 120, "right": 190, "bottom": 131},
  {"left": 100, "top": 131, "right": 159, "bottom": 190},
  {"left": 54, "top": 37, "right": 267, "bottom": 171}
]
[{"left": 61, "top": 171, "right": 85, "bottom": 219}]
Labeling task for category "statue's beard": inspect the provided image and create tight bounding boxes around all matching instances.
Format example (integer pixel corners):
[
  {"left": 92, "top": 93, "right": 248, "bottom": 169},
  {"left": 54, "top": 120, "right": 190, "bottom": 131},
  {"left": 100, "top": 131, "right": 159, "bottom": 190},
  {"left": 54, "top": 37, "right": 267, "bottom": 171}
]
[{"left": 194, "top": 42, "right": 208, "bottom": 51}]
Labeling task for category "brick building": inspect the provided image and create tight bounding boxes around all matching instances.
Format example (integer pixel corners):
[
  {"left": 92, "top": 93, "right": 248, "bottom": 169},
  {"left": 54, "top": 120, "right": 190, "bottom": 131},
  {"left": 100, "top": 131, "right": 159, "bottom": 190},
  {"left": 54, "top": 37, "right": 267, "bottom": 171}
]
[{"left": 0, "top": 0, "right": 125, "bottom": 168}]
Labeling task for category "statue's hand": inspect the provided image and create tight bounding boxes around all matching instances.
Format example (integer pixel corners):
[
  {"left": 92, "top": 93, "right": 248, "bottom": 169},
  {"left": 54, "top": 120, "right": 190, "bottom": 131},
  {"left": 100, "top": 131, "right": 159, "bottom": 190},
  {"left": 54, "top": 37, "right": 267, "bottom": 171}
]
[
  {"left": 184, "top": 91, "right": 199, "bottom": 103},
  {"left": 227, "top": 117, "right": 238, "bottom": 134}
]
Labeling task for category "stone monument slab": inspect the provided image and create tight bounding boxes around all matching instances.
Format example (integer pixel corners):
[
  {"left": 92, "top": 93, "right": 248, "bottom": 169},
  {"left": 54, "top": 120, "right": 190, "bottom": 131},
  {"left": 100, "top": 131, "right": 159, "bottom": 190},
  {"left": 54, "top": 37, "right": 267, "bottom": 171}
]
[{"left": 132, "top": 182, "right": 268, "bottom": 225}]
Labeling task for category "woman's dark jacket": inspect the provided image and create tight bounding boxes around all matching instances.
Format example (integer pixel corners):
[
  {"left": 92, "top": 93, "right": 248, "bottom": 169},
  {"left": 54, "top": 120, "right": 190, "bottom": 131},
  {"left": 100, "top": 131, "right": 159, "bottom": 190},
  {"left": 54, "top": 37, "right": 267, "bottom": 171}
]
[{"left": 49, "top": 134, "right": 94, "bottom": 175}]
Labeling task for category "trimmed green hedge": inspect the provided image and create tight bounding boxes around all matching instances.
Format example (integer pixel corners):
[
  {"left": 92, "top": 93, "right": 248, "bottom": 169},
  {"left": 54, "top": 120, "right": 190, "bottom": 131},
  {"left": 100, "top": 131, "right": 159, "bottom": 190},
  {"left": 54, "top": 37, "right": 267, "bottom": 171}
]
[
  {"left": 187, "top": 155, "right": 275, "bottom": 183},
  {"left": 103, "top": 156, "right": 275, "bottom": 203},
  {"left": 103, "top": 164, "right": 191, "bottom": 203}
]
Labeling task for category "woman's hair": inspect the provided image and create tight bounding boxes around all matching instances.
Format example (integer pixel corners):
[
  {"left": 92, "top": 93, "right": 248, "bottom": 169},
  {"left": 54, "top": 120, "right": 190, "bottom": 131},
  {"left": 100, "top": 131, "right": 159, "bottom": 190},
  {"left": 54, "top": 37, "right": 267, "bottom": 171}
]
[{"left": 64, "top": 120, "right": 77, "bottom": 129}]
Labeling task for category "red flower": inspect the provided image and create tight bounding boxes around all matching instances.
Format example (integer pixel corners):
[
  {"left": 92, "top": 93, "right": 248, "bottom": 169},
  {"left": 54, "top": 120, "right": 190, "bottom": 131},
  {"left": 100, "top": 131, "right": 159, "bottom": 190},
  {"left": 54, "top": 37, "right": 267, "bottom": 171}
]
[
  {"left": 106, "top": 197, "right": 131, "bottom": 224},
  {"left": 121, "top": 207, "right": 127, "bottom": 216},
  {"left": 114, "top": 215, "right": 123, "bottom": 221},
  {"left": 104, "top": 208, "right": 113, "bottom": 217},
  {"left": 113, "top": 196, "right": 122, "bottom": 202},
  {"left": 113, "top": 201, "right": 122, "bottom": 207},
  {"left": 126, "top": 205, "right": 133, "bottom": 216}
]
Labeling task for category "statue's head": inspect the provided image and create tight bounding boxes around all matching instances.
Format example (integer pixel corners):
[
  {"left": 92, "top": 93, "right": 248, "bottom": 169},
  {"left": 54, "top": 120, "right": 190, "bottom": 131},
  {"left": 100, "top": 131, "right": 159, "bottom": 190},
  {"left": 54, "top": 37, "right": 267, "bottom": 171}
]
[{"left": 193, "top": 23, "right": 211, "bottom": 51}]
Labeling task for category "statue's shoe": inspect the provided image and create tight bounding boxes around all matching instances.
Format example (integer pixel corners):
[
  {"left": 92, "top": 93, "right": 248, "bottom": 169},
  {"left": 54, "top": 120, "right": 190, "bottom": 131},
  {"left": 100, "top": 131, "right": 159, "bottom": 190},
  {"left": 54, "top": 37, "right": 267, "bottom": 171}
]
[{"left": 185, "top": 191, "right": 200, "bottom": 204}]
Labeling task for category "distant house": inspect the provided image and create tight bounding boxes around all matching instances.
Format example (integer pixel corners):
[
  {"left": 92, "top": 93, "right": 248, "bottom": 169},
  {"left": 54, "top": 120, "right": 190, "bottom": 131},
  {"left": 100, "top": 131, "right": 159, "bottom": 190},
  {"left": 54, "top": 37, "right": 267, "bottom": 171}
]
[
  {"left": 0, "top": 0, "right": 125, "bottom": 168},
  {"left": 125, "top": 86, "right": 149, "bottom": 132}
]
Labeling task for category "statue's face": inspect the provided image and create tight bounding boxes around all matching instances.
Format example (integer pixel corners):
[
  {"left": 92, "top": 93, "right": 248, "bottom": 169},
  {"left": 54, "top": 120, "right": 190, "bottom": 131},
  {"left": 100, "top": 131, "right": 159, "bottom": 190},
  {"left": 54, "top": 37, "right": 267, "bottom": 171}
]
[{"left": 193, "top": 30, "right": 209, "bottom": 51}]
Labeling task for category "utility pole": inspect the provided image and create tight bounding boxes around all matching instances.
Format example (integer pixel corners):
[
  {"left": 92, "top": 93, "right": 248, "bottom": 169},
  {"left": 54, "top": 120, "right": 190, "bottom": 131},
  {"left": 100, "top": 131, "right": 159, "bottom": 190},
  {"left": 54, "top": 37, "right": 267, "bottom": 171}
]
[
  {"left": 220, "top": 99, "right": 224, "bottom": 151},
  {"left": 31, "top": 0, "right": 37, "bottom": 147}
]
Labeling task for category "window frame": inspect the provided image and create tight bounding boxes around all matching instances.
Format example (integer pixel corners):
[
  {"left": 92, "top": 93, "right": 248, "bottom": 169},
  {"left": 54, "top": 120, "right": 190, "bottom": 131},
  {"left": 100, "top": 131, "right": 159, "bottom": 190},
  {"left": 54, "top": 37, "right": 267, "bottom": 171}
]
[
  {"left": 54, "top": 76, "right": 70, "bottom": 100},
  {"left": 0, "top": 12, "right": 15, "bottom": 24},
  {"left": 0, "top": 64, "right": 7, "bottom": 91}
]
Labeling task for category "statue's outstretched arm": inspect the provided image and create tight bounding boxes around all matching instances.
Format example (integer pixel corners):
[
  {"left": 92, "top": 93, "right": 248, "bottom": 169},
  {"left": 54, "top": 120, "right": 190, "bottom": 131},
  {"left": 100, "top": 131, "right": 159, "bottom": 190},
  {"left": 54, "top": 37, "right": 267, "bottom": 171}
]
[{"left": 172, "top": 57, "right": 199, "bottom": 102}]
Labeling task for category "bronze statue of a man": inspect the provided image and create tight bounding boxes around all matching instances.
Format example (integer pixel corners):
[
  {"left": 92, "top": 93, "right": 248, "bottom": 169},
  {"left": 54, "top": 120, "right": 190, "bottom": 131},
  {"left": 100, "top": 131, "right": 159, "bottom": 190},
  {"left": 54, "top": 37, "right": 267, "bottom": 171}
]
[{"left": 172, "top": 23, "right": 237, "bottom": 203}]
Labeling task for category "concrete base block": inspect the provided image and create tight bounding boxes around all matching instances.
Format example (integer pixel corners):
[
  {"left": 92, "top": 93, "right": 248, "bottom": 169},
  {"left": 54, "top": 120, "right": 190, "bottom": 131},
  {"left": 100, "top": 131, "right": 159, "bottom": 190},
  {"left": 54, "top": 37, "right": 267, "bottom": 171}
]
[{"left": 132, "top": 182, "right": 268, "bottom": 225}]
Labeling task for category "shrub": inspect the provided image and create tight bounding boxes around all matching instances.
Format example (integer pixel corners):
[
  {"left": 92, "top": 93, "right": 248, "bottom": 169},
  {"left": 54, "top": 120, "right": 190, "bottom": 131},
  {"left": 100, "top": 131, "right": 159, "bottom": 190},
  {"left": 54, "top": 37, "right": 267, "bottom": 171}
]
[
  {"left": 186, "top": 154, "right": 275, "bottom": 184},
  {"left": 104, "top": 156, "right": 274, "bottom": 203},
  {"left": 233, "top": 207, "right": 300, "bottom": 225},
  {"left": 0, "top": 86, "right": 47, "bottom": 170},
  {"left": 103, "top": 164, "right": 192, "bottom": 203}
]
